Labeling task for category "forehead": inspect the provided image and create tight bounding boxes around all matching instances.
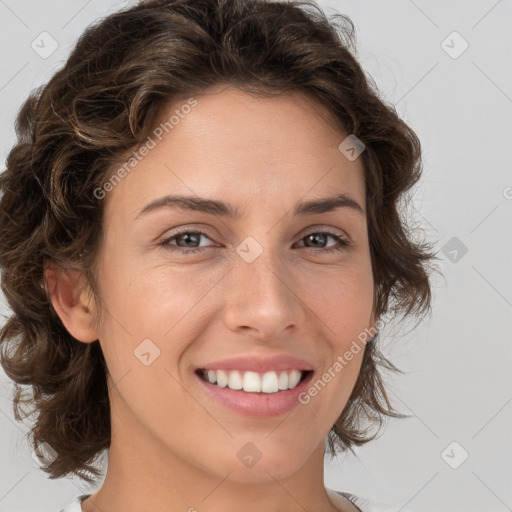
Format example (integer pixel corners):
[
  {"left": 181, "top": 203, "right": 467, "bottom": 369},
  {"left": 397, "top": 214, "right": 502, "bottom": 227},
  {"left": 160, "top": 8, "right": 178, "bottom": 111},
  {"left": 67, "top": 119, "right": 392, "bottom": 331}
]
[
  {"left": 158, "top": 85, "right": 349, "bottom": 154},
  {"left": 103, "top": 86, "right": 366, "bottom": 222}
]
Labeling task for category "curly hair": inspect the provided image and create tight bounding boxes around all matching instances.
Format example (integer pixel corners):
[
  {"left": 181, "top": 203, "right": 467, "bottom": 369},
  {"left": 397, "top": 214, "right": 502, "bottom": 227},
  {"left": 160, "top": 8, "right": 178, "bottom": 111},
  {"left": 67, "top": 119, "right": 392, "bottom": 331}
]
[{"left": 0, "top": 0, "right": 439, "bottom": 484}]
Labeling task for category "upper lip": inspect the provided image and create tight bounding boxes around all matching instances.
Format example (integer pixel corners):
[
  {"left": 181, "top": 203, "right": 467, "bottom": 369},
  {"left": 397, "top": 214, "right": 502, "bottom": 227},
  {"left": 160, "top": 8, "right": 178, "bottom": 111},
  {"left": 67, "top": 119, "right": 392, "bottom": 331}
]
[{"left": 197, "top": 354, "right": 315, "bottom": 373}]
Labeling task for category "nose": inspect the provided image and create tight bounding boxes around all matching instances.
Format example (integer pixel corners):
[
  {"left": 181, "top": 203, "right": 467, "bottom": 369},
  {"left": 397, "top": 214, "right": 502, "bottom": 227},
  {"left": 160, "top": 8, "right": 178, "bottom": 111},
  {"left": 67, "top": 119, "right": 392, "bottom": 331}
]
[{"left": 222, "top": 244, "right": 305, "bottom": 342}]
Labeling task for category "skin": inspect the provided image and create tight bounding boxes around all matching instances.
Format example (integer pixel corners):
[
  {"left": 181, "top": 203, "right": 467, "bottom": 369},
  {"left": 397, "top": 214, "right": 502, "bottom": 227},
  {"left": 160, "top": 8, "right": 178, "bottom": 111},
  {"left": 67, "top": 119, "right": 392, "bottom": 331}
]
[{"left": 46, "top": 85, "right": 376, "bottom": 512}]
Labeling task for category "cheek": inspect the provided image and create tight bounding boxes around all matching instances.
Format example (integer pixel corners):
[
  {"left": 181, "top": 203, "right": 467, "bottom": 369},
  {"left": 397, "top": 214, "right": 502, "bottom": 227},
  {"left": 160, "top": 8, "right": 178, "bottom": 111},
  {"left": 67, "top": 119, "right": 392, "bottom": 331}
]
[
  {"left": 298, "top": 262, "right": 374, "bottom": 340},
  {"left": 98, "top": 248, "right": 209, "bottom": 327},
  {"left": 299, "top": 265, "right": 372, "bottom": 404},
  {"left": 95, "top": 257, "right": 221, "bottom": 372}
]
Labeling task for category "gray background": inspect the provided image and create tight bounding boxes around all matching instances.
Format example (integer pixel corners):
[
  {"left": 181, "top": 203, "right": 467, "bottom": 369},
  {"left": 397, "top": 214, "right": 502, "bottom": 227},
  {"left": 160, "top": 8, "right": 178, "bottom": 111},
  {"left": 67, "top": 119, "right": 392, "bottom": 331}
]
[{"left": 1, "top": 1, "right": 511, "bottom": 511}]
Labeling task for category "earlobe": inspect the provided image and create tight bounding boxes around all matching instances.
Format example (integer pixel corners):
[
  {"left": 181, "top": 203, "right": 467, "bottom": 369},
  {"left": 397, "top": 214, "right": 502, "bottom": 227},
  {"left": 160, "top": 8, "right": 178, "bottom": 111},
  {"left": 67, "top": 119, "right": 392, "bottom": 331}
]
[{"left": 43, "top": 262, "right": 99, "bottom": 343}]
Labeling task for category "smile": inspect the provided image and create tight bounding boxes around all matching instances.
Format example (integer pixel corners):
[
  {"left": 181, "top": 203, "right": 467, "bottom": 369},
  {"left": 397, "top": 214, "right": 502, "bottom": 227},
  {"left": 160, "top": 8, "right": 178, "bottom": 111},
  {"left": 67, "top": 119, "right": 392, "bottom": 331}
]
[
  {"left": 194, "top": 368, "right": 315, "bottom": 418},
  {"left": 196, "top": 368, "right": 312, "bottom": 393}
]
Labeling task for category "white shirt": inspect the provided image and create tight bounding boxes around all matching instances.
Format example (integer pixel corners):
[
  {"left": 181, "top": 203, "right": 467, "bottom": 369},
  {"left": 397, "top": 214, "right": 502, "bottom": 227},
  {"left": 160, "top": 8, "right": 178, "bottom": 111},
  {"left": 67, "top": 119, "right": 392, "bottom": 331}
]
[
  {"left": 336, "top": 491, "right": 405, "bottom": 511},
  {"left": 60, "top": 491, "right": 404, "bottom": 512}
]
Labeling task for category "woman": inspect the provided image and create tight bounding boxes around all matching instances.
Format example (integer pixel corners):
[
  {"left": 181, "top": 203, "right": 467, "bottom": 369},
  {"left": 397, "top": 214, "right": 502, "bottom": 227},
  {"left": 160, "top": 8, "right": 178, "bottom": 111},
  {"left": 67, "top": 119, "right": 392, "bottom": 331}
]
[{"left": 0, "top": 0, "right": 437, "bottom": 511}]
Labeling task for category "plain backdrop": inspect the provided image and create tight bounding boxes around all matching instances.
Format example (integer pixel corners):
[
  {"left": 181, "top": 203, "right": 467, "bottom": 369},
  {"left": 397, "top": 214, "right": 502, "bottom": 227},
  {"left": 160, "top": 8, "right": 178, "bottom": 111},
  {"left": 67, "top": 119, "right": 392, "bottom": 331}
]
[{"left": 1, "top": 1, "right": 511, "bottom": 511}]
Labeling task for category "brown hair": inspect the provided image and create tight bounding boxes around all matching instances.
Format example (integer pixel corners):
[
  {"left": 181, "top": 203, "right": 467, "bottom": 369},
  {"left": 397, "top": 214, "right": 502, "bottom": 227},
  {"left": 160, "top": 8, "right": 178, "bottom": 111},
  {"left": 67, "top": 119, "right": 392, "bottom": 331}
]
[{"left": 0, "top": 0, "right": 439, "bottom": 484}]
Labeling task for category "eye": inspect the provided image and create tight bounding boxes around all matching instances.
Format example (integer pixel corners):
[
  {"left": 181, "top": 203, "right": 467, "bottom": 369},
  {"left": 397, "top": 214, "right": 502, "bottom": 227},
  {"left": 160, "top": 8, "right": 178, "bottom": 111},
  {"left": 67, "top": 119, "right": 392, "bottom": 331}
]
[
  {"left": 157, "top": 228, "right": 351, "bottom": 255},
  {"left": 158, "top": 230, "right": 214, "bottom": 255},
  {"left": 294, "top": 230, "right": 350, "bottom": 254}
]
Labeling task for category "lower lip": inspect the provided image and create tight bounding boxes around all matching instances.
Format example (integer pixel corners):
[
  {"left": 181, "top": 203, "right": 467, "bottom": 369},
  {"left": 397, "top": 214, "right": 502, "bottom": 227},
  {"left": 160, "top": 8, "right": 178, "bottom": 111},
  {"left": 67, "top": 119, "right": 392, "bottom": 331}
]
[{"left": 195, "top": 371, "right": 314, "bottom": 418}]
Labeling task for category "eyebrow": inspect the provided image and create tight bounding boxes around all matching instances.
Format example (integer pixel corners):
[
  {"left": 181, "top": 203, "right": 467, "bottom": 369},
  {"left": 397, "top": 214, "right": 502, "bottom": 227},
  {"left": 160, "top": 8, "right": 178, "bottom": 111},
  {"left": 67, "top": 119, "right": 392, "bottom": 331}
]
[{"left": 135, "top": 193, "right": 365, "bottom": 220}]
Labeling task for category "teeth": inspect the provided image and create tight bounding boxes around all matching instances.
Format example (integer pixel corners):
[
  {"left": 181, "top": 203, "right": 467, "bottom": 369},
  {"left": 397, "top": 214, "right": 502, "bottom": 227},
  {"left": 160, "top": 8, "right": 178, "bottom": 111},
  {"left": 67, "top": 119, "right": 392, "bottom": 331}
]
[
  {"left": 216, "top": 370, "right": 228, "bottom": 387},
  {"left": 278, "top": 371, "right": 288, "bottom": 390},
  {"left": 288, "top": 369, "right": 301, "bottom": 388},
  {"left": 228, "top": 370, "right": 243, "bottom": 390},
  {"left": 201, "top": 369, "right": 307, "bottom": 393},
  {"left": 261, "top": 371, "right": 278, "bottom": 393},
  {"left": 243, "top": 371, "right": 262, "bottom": 392}
]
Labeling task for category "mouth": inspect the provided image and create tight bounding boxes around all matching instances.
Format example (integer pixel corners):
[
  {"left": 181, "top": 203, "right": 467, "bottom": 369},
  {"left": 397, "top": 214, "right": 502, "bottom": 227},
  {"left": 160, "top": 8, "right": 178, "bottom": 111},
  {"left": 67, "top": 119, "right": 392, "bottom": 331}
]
[
  {"left": 193, "top": 354, "right": 316, "bottom": 417},
  {"left": 195, "top": 368, "right": 314, "bottom": 394}
]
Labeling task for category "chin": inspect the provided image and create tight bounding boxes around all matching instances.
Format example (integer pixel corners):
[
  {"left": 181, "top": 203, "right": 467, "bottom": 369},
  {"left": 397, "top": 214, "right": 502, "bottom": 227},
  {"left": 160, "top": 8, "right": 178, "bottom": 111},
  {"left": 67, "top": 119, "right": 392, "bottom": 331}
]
[{"left": 209, "top": 439, "right": 314, "bottom": 483}]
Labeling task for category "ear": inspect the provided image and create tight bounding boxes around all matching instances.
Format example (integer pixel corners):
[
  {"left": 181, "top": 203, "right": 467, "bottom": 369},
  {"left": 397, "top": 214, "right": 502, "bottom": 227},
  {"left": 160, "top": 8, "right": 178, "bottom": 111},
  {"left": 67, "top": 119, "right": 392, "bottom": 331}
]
[{"left": 43, "top": 261, "right": 99, "bottom": 343}]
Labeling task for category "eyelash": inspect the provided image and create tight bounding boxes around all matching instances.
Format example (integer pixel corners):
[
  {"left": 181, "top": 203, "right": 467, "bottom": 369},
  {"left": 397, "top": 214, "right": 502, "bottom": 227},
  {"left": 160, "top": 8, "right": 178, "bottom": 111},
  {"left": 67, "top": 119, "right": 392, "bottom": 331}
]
[{"left": 157, "top": 228, "right": 351, "bottom": 255}]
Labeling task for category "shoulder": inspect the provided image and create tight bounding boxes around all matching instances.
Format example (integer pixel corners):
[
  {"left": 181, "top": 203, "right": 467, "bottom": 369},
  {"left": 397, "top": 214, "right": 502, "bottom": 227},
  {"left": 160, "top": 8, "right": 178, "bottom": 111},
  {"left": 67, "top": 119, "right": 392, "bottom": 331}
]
[
  {"left": 59, "top": 494, "right": 91, "bottom": 512},
  {"left": 333, "top": 490, "right": 404, "bottom": 512}
]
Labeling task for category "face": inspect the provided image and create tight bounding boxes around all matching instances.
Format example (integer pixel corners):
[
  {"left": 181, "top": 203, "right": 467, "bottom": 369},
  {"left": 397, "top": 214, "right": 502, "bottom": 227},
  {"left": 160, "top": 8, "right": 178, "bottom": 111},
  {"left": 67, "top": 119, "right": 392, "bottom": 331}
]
[{"left": 72, "top": 85, "right": 375, "bottom": 484}]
